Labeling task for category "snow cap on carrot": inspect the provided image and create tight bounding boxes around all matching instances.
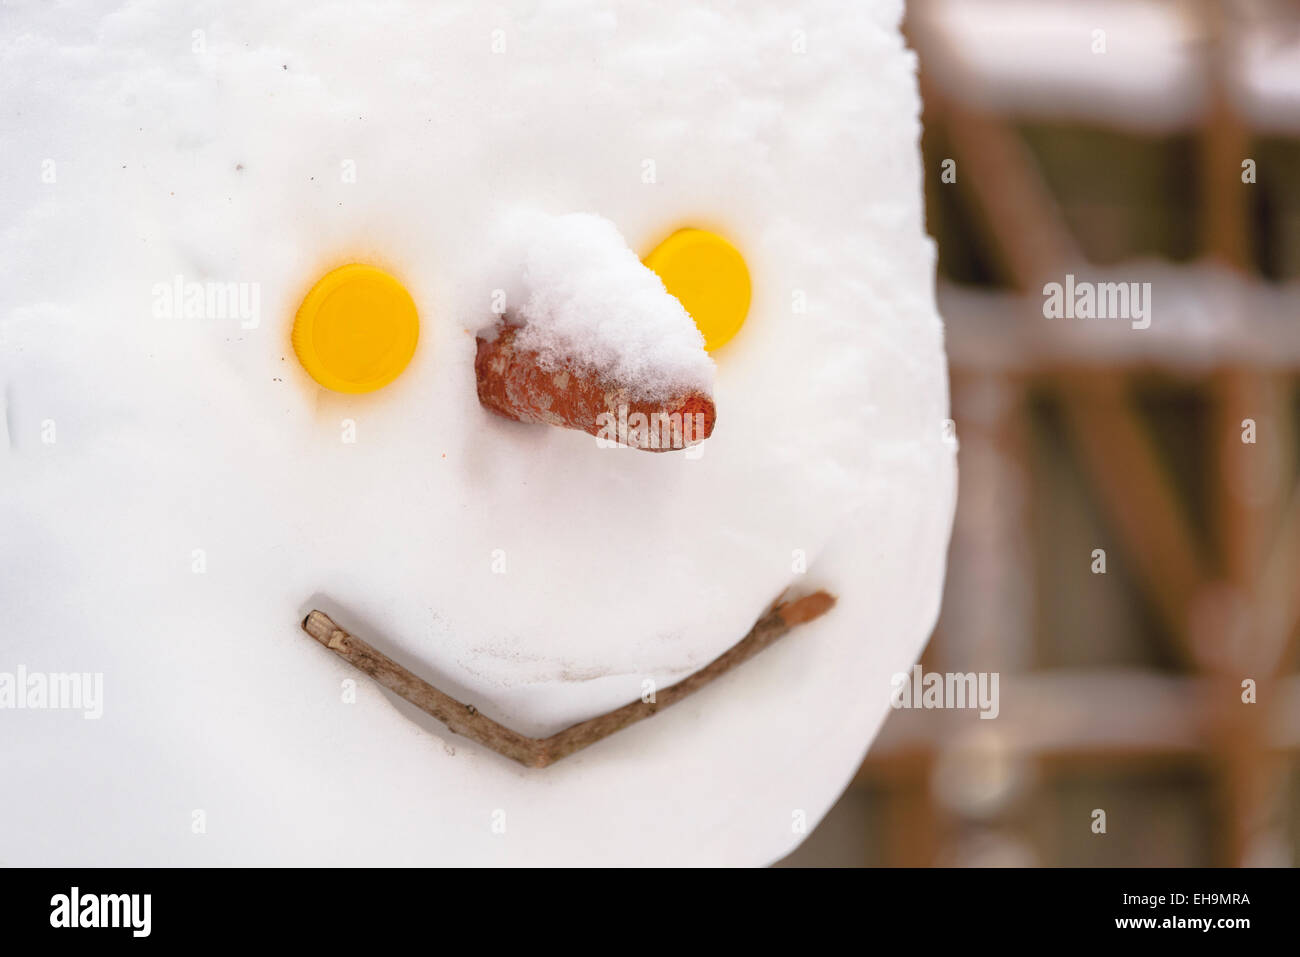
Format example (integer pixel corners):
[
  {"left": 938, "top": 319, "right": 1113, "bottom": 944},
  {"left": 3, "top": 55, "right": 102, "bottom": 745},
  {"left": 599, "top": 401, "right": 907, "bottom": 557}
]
[{"left": 475, "top": 211, "right": 716, "bottom": 451}]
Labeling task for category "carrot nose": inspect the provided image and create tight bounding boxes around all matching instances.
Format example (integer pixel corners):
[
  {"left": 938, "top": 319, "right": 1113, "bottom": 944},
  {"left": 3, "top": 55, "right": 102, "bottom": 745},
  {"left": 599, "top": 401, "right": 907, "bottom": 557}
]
[
  {"left": 472, "top": 212, "right": 720, "bottom": 452},
  {"left": 475, "top": 324, "right": 715, "bottom": 451}
]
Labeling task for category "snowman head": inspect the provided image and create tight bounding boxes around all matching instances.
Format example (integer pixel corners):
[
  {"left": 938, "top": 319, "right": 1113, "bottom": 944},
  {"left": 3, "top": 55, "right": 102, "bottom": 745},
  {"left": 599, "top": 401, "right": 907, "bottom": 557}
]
[{"left": 2, "top": 0, "right": 955, "bottom": 865}]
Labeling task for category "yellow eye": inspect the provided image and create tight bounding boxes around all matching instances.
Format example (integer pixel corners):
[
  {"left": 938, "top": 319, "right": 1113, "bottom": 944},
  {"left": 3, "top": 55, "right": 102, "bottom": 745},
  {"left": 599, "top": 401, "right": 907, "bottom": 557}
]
[
  {"left": 644, "top": 228, "right": 751, "bottom": 352},
  {"left": 292, "top": 264, "right": 419, "bottom": 393}
]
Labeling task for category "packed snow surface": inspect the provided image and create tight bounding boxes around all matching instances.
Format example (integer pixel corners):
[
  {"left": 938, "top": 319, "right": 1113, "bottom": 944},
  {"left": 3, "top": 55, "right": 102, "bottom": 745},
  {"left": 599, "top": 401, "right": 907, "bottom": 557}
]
[{"left": 0, "top": 0, "right": 955, "bottom": 865}]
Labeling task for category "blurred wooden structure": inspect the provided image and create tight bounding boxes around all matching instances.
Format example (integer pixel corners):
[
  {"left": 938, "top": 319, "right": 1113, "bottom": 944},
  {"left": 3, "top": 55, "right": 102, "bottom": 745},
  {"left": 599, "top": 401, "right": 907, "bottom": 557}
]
[{"left": 802, "top": 0, "right": 1300, "bottom": 867}]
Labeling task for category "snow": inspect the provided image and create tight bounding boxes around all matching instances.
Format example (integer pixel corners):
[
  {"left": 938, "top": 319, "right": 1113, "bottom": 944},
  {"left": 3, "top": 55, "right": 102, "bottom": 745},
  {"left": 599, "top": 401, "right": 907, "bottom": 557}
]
[
  {"left": 1239, "top": 29, "right": 1300, "bottom": 134},
  {"left": 922, "top": 0, "right": 1300, "bottom": 135},
  {"left": 919, "top": 0, "right": 1205, "bottom": 132},
  {"left": 481, "top": 210, "right": 714, "bottom": 400},
  {"left": 0, "top": 0, "right": 955, "bottom": 865}
]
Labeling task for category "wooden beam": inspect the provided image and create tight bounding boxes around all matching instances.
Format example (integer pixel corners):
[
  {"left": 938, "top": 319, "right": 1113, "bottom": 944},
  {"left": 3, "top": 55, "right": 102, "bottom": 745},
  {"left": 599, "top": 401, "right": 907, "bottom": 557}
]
[
  {"left": 1260, "top": 476, "right": 1300, "bottom": 672},
  {"left": 1057, "top": 375, "right": 1210, "bottom": 668},
  {"left": 857, "top": 672, "right": 1300, "bottom": 771},
  {"left": 1200, "top": 0, "right": 1252, "bottom": 271},
  {"left": 1197, "top": 0, "right": 1280, "bottom": 867},
  {"left": 940, "top": 282, "right": 1300, "bottom": 374},
  {"left": 908, "top": 13, "right": 1081, "bottom": 291},
  {"left": 1213, "top": 371, "right": 1296, "bottom": 673}
]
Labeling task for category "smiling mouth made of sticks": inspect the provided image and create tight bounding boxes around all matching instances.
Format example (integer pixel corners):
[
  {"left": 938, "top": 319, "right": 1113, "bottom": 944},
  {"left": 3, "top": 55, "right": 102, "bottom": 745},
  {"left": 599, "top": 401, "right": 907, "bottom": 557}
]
[{"left": 301, "top": 590, "right": 834, "bottom": 768}]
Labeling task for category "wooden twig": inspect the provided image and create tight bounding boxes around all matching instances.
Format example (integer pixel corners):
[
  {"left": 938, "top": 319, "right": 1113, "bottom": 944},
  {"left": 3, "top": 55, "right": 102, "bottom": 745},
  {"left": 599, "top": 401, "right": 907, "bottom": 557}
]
[{"left": 301, "top": 590, "right": 836, "bottom": 768}]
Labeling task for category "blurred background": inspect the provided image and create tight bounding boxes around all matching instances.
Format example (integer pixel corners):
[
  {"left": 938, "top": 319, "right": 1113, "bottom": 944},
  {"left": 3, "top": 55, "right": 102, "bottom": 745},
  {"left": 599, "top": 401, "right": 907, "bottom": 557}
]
[{"left": 781, "top": 0, "right": 1300, "bottom": 866}]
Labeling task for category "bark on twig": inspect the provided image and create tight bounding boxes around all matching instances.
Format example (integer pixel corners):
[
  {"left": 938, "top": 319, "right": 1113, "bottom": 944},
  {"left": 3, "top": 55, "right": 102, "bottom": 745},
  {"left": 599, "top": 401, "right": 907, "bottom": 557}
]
[{"left": 301, "top": 590, "right": 835, "bottom": 768}]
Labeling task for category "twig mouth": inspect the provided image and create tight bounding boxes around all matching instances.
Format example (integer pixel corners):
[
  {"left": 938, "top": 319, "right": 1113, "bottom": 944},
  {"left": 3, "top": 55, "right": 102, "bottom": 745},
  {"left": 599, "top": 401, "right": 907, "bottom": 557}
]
[{"left": 299, "top": 590, "right": 835, "bottom": 768}]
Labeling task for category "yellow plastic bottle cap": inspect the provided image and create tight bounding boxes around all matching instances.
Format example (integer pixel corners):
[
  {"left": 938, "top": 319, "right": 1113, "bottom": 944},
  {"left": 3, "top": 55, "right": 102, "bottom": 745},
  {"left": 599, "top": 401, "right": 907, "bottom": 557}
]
[
  {"left": 292, "top": 264, "right": 419, "bottom": 393},
  {"left": 644, "top": 228, "right": 751, "bottom": 352}
]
